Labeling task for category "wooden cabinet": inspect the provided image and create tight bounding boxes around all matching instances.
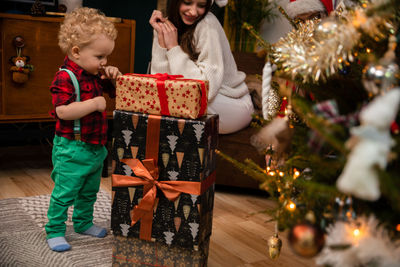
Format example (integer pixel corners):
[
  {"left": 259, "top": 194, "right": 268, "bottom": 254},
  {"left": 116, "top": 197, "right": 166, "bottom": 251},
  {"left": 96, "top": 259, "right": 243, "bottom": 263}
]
[{"left": 0, "top": 13, "right": 135, "bottom": 123}]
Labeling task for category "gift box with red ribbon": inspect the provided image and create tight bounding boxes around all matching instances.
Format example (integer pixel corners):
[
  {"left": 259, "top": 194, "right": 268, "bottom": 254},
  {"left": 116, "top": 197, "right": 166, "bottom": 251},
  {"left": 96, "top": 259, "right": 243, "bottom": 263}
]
[
  {"left": 116, "top": 73, "right": 209, "bottom": 119},
  {"left": 111, "top": 110, "right": 218, "bottom": 266}
]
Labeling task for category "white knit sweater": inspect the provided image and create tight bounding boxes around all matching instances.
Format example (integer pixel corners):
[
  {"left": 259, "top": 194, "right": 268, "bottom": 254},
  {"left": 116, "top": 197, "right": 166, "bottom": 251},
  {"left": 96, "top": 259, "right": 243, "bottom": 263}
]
[{"left": 150, "top": 12, "right": 249, "bottom": 102}]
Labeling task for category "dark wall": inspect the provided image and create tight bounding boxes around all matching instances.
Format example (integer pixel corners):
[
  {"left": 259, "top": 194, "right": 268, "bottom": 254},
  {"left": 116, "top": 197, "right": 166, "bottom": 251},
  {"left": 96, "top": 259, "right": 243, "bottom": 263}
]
[{"left": 83, "top": 1, "right": 158, "bottom": 74}]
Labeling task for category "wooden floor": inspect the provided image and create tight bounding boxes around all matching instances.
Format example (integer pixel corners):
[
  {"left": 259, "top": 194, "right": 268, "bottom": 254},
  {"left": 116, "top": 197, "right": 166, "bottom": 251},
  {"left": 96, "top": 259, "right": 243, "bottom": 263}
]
[{"left": 0, "top": 144, "right": 316, "bottom": 267}]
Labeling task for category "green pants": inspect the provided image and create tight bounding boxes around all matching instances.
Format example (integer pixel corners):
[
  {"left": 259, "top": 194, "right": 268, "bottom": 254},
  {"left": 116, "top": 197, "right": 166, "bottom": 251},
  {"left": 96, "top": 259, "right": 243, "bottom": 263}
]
[{"left": 45, "top": 135, "right": 107, "bottom": 239}]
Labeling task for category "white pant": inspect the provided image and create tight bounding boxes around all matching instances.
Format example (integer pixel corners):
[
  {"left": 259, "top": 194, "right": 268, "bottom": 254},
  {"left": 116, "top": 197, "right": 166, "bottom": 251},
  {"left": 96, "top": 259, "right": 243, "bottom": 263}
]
[{"left": 207, "top": 93, "right": 254, "bottom": 134}]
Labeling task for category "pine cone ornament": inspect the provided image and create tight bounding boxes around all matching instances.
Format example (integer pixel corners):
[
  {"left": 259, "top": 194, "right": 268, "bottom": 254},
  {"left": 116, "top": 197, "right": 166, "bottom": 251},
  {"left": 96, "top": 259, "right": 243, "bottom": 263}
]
[
  {"left": 267, "top": 233, "right": 282, "bottom": 259},
  {"left": 31, "top": 0, "right": 46, "bottom": 16}
]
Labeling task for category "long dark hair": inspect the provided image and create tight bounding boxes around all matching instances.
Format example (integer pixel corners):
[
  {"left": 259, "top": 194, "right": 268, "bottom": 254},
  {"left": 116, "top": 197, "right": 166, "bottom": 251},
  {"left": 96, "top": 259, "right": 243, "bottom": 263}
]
[{"left": 167, "top": 0, "right": 212, "bottom": 61}]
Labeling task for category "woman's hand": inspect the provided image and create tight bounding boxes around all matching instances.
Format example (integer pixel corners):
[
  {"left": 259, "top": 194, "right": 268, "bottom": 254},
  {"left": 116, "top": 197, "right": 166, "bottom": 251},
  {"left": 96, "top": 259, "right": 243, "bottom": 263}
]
[
  {"left": 160, "top": 20, "right": 179, "bottom": 50},
  {"left": 149, "top": 10, "right": 167, "bottom": 48}
]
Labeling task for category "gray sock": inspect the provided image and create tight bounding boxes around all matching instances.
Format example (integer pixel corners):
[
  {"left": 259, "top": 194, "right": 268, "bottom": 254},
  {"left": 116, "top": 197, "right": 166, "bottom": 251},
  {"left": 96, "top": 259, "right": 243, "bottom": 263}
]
[
  {"left": 47, "top": 236, "right": 71, "bottom": 252},
  {"left": 81, "top": 225, "right": 107, "bottom": 238}
]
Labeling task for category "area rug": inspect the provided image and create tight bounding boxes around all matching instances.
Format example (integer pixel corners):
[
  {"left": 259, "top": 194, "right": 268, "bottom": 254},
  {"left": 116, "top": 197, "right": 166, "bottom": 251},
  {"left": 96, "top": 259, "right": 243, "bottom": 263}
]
[{"left": 0, "top": 190, "right": 112, "bottom": 267}]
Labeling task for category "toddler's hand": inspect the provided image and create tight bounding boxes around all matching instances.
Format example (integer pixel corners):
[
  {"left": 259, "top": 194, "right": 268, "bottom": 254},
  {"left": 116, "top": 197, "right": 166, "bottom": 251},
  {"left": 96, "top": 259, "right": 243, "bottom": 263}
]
[
  {"left": 92, "top": 96, "right": 107, "bottom": 112},
  {"left": 100, "top": 66, "right": 122, "bottom": 80}
]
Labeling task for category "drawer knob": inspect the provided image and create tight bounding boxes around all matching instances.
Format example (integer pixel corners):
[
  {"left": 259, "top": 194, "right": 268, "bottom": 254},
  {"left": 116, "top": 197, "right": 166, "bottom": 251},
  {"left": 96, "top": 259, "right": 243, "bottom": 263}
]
[{"left": 13, "top": 36, "right": 25, "bottom": 48}]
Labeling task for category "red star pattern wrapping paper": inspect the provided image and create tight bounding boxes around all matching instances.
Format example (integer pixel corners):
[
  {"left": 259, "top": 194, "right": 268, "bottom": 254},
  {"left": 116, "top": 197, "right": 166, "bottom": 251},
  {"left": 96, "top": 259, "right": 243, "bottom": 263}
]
[{"left": 116, "top": 73, "right": 209, "bottom": 119}]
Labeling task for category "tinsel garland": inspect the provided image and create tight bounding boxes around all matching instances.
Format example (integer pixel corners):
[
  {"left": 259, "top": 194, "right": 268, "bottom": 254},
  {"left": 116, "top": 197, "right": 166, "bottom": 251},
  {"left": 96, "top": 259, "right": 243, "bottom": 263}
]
[{"left": 271, "top": 1, "right": 393, "bottom": 83}]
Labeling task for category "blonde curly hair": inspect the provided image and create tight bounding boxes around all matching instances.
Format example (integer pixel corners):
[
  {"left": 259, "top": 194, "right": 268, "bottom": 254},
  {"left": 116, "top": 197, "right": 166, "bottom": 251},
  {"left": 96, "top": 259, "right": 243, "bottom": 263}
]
[{"left": 58, "top": 7, "right": 118, "bottom": 54}]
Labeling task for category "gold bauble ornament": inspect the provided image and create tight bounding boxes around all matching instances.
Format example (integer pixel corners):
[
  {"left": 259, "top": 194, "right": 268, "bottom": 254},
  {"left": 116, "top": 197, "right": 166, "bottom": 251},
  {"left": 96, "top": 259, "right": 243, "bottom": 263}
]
[
  {"left": 305, "top": 211, "right": 316, "bottom": 224},
  {"left": 288, "top": 222, "right": 325, "bottom": 258},
  {"left": 267, "top": 233, "right": 282, "bottom": 260}
]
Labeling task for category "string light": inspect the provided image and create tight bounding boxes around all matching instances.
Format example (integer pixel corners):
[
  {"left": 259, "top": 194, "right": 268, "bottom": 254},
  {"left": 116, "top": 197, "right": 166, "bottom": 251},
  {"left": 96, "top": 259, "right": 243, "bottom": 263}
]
[
  {"left": 286, "top": 200, "right": 296, "bottom": 211},
  {"left": 353, "top": 228, "right": 360, "bottom": 237},
  {"left": 396, "top": 224, "right": 400, "bottom": 232},
  {"left": 264, "top": 167, "right": 303, "bottom": 180},
  {"left": 293, "top": 169, "right": 300, "bottom": 179}
]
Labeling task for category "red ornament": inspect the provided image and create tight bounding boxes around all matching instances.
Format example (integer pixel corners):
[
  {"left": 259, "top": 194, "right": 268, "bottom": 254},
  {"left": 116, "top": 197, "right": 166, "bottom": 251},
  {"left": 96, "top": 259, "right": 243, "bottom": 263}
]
[
  {"left": 288, "top": 222, "right": 325, "bottom": 258},
  {"left": 391, "top": 121, "right": 399, "bottom": 134}
]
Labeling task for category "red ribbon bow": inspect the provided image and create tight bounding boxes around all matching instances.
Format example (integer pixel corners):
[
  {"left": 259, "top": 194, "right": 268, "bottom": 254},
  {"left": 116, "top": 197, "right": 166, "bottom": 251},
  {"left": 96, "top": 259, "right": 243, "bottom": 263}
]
[{"left": 144, "top": 73, "right": 184, "bottom": 81}]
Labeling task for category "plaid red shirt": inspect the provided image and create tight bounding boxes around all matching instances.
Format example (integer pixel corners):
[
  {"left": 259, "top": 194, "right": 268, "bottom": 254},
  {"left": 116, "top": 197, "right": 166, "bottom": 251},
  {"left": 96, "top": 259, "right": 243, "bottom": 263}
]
[{"left": 50, "top": 57, "right": 116, "bottom": 145}]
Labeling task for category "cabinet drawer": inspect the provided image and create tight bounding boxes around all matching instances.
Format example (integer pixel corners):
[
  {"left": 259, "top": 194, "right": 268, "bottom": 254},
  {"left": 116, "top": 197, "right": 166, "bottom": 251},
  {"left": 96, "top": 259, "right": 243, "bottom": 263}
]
[{"left": 0, "top": 13, "right": 135, "bottom": 123}]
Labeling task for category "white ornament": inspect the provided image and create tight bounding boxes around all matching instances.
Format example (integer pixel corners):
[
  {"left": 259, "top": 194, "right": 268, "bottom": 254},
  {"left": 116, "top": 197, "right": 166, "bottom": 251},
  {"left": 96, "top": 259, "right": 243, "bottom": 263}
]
[
  {"left": 336, "top": 88, "right": 400, "bottom": 201},
  {"left": 262, "top": 61, "right": 273, "bottom": 120},
  {"left": 316, "top": 216, "right": 400, "bottom": 267}
]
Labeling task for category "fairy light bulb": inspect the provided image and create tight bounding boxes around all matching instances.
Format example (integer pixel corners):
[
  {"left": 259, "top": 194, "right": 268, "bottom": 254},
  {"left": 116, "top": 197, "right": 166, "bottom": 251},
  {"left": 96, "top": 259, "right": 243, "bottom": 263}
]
[
  {"left": 269, "top": 171, "right": 276, "bottom": 176},
  {"left": 396, "top": 224, "right": 400, "bottom": 232},
  {"left": 279, "top": 171, "right": 284, "bottom": 177},
  {"left": 353, "top": 228, "right": 360, "bottom": 237},
  {"left": 352, "top": 221, "right": 362, "bottom": 240},
  {"left": 293, "top": 169, "right": 300, "bottom": 179},
  {"left": 286, "top": 201, "right": 296, "bottom": 211},
  {"left": 346, "top": 211, "right": 353, "bottom": 220},
  {"left": 366, "top": 48, "right": 371, "bottom": 53}
]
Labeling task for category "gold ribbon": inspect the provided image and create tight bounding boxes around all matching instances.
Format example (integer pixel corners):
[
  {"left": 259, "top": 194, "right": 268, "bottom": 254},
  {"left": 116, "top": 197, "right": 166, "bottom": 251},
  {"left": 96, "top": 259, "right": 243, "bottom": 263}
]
[{"left": 112, "top": 158, "right": 216, "bottom": 241}]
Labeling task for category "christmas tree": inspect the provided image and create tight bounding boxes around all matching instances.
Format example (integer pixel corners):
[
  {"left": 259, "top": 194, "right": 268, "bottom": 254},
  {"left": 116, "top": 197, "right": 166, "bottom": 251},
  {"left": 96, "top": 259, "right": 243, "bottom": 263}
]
[{"left": 217, "top": 0, "right": 400, "bottom": 265}]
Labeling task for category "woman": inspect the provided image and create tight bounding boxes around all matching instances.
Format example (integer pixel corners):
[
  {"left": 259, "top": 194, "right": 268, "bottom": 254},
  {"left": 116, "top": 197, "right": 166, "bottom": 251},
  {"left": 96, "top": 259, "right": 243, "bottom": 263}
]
[{"left": 149, "top": 0, "right": 254, "bottom": 134}]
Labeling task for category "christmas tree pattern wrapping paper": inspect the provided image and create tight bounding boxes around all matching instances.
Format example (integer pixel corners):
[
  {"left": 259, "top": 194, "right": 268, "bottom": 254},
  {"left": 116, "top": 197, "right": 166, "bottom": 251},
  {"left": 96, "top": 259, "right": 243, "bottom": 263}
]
[
  {"left": 111, "top": 110, "right": 218, "bottom": 266},
  {"left": 116, "top": 73, "right": 209, "bottom": 119}
]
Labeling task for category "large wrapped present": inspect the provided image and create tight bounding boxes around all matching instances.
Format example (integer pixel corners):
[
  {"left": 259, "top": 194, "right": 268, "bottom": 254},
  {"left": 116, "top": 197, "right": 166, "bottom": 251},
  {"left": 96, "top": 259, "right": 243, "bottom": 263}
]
[
  {"left": 116, "top": 73, "right": 208, "bottom": 119},
  {"left": 111, "top": 110, "right": 218, "bottom": 266}
]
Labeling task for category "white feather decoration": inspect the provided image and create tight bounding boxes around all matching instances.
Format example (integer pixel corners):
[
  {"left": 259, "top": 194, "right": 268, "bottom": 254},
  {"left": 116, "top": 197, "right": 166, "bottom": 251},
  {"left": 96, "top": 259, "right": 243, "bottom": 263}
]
[
  {"left": 336, "top": 88, "right": 400, "bottom": 201},
  {"left": 316, "top": 216, "right": 400, "bottom": 267}
]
